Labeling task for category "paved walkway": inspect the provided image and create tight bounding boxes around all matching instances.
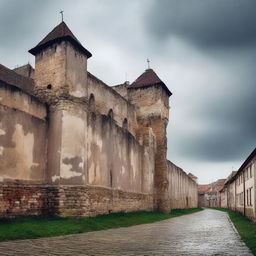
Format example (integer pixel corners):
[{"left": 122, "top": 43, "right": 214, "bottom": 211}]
[{"left": 0, "top": 209, "right": 252, "bottom": 255}]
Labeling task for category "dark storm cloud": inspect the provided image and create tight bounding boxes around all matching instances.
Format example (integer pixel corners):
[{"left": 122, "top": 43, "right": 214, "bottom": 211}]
[
  {"left": 167, "top": 49, "right": 256, "bottom": 163},
  {"left": 146, "top": 0, "right": 256, "bottom": 47},
  {"left": 143, "top": 0, "right": 256, "bottom": 164}
]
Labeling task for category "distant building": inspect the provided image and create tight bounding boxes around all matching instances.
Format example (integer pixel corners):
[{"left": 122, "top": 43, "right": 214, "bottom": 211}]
[
  {"left": 220, "top": 148, "right": 256, "bottom": 220},
  {"left": 198, "top": 179, "right": 226, "bottom": 207}
]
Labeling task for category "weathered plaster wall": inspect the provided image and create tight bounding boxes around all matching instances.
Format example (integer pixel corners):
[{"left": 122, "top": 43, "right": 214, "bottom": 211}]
[
  {"left": 0, "top": 83, "right": 47, "bottom": 182},
  {"left": 168, "top": 161, "right": 198, "bottom": 209},
  {"left": 87, "top": 111, "right": 155, "bottom": 194},
  {"left": 112, "top": 83, "right": 129, "bottom": 99}
]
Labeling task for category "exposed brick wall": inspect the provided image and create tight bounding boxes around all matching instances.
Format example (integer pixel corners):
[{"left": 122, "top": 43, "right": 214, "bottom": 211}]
[
  {"left": 57, "top": 185, "right": 153, "bottom": 217},
  {"left": 0, "top": 184, "right": 153, "bottom": 217},
  {"left": 0, "top": 184, "right": 48, "bottom": 217}
]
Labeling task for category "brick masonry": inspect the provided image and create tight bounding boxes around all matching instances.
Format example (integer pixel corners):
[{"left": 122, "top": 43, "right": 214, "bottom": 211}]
[{"left": 0, "top": 183, "right": 153, "bottom": 217}]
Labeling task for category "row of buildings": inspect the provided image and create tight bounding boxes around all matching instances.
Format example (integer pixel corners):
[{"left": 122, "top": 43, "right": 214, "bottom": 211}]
[{"left": 199, "top": 148, "right": 256, "bottom": 220}]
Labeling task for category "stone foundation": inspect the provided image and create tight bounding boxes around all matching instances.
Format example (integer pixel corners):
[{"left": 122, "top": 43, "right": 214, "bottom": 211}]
[{"left": 0, "top": 183, "right": 153, "bottom": 217}]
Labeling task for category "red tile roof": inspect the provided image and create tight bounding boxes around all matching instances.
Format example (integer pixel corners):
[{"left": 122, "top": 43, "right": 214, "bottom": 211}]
[
  {"left": 198, "top": 179, "right": 226, "bottom": 194},
  {"left": 29, "top": 22, "right": 92, "bottom": 58},
  {"left": 198, "top": 184, "right": 211, "bottom": 193},
  {"left": 129, "top": 69, "right": 172, "bottom": 96}
]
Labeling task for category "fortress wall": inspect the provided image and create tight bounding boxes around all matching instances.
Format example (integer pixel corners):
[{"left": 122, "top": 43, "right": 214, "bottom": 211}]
[
  {"left": 0, "top": 83, "right": 47, "bottom": 182},
  {"left": 87, "top": 73, "right": 138, "bottom": 136},
  {"left": 167, "top": 161, "right": 198, "bottom": 209},
  {"left": 112, "top": 83, "right": 129, "bottom": 99},
  {"left": 87, "top": 111, "right": 155, "bottom": 194}
]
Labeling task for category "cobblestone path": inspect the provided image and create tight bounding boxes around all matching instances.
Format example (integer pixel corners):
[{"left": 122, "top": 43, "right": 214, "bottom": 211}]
[{"left": 0, "top": 209, "right": 252, "bottom": 255}]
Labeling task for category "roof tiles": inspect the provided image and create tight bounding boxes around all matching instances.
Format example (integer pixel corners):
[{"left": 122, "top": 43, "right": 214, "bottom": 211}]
[
  {"left": 29, "top": 22, "right": 92, "bottom": 58},
  {"left": 129, "top": 69, "right": 172, "bottom": 96}
]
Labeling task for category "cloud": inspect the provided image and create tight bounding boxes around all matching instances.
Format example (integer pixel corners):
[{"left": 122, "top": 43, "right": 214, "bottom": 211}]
[
  {"left": 145, "top": 0, "right": 256, "bottom": 47},
  {"left": 165, "top": 44, "right": 256, "bottom": 165}
]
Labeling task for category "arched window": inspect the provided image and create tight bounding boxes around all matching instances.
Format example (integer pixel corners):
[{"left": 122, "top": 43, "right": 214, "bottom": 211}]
[
  {"left": 89, "top": 94, "right": 95, "bottom": 111},
  {"left": 122, "top": 118, "right": 128, "bottom": 129},
  {"left": 108, "top": 109, "right": 113, "bottom": 119},
  {"left": 109, "top": 169, "right": 113, "bottom": 187}
]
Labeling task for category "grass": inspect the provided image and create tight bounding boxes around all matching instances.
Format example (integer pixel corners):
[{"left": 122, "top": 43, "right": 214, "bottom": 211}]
[
  {"left": 212, "top": 208, "right": 256, "bottom": 255},
  {"left": 0, "top": 208, "right": 203, "bottom": 242}
]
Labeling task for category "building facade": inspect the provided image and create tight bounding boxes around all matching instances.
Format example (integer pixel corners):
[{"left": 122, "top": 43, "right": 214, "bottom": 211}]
[
  {"left": 0, "top": 22, "right": 198, "bottom": 217},
  {"left": 220, "top": 148, "right": 256, "bottom": 220}
]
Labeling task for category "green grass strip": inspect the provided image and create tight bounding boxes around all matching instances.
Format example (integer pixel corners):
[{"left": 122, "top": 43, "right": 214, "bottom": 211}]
[
  {"left": 0, "top": 208, "right": 203, "bottom": 242},
  {"left": 212, "top": 208, "right": 256, "bottom": 255}
]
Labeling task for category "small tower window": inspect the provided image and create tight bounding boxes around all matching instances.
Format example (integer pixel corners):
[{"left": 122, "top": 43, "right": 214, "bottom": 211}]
[
  {"left": 108, "top": 109, "right": 113, "bottom": 119},
  {"left": 110, "top": 169, "right": 113, "bottom": 187},
  {"left": 47, "top": 84, "right": 52, "bottom": 90},
  {"left": 122, "top": 118, "right": 128, "bottom": 129},
  {"left": 89, "top": 94, "right": 95, "bottom": 111}
]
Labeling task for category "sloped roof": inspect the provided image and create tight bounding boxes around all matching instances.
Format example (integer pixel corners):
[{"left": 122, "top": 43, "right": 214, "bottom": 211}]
[
  {"left": 224, "top": 171, "right": 237, "bottom": 185},
  {"left": 129, "top": 69, "right": 172, "bottom": 96},
  {"left": 198, "top": 179, "right": 226, "bottom": 194},
  {"left": 225, "top": 148, "right": 256, "bottom": 185},
  {"left": 0, "top": 64, "right": 34, "bottom": 94},
  {"left": 188, "top": 173, "right": 197, "bottom": 179},
  {"left": 29, "top": 22, "right": 92, "bottom": 58},
  {"left": 198, "top": 184, "right": 211, "bottom": 193}
]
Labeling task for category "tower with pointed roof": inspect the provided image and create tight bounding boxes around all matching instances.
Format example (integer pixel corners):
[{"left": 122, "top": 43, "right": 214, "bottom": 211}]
[
  {"left": 29, "top": 21, "right": 92, "bottom": 185},
  {"left": 29, "top": 21, "right": 92, "bottom": 97},
  {"left": 128, "top": 68, "right": 172, "bottom": 213}
]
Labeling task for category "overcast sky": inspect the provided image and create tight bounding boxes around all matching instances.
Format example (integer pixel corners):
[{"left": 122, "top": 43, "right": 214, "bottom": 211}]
[{"left": 0, "top": 0, "right": 255, "bottom": 183}]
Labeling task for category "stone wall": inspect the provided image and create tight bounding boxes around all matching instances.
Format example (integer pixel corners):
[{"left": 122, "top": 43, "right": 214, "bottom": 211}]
[
  {"left": 56, "top": 185, "right": 153, "bottom": 217},
  {"left": 0, "top": 183, "right": 153, "bottom": 217},
  {"left": 168, "top": 161, "right": 198, "bottom": 209}
]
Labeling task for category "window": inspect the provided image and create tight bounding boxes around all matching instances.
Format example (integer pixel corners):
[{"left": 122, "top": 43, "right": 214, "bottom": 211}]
[
  {"left": 249, "top": 188, "right": 252, "bottom": 206},
  {"left": 89, "top": 94, "right": 95, "bottom": 111},
  {"left": 108, "top": 109, "right": 113, "bottom": 119},
  {"left": 122, "top": 118, "right": 128, "bottom": 129},
  {"left": 109, "top": 169, "right": 113, "bottom": 187},
  {"left": 240, "top": 192, "right": 244, "bottom": 206}
]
